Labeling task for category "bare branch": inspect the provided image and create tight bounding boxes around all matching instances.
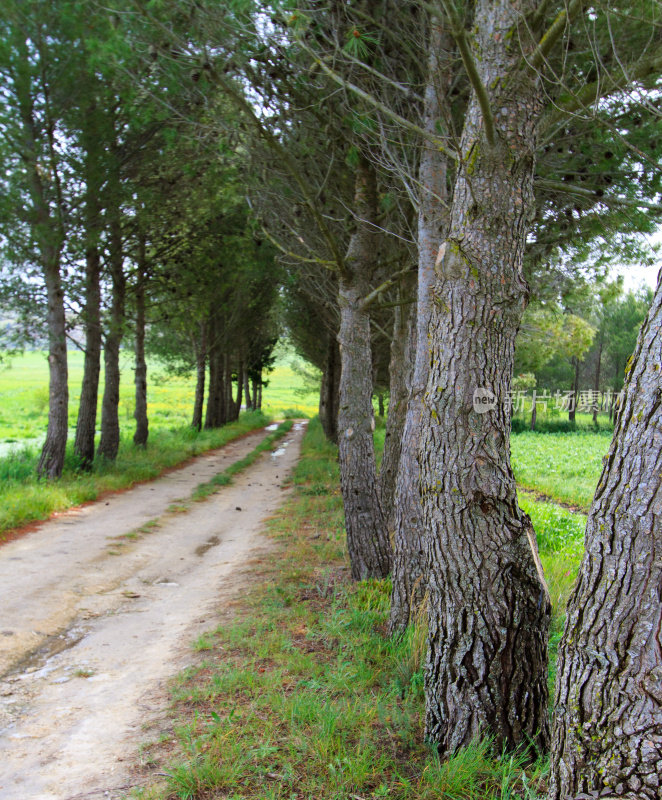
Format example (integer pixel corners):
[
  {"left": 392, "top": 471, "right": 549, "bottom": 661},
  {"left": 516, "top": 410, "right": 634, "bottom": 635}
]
[
  {"left": 300, "top": 42, "right": 458, "bottom": 162},
  {"left": 432, "top": 0, "right": 496, "bottom": 147},
  {"left": 529, "top": 0, "right": 587, "bottom": 72},
  {"left": 360, "top": 264, "right": 415, "bottom": 310},
  {"left": 535, "top": 178, "right": 662, "bottom": 213}
]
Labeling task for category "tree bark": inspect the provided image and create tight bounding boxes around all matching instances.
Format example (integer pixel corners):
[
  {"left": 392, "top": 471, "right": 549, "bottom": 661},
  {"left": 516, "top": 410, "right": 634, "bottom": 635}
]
[
  {"left": 205, "top": 317, "right": 226, "bottom": 429},
  {"left": 97, "top": 212, "right": 126, "bottom": 460},
  {"left": 133, "top": 242, "right": 149, "bottom": 447},
  {"left": 319, "top": 333, "right": 340, "bottom": 443},
  {"left": 234, "top": 361, "right": 244, "bottom": 421},
  {"left": 192, "top": 322, "right": 207, "bottom": 430},
  {"left": 74, "top": 240, "right": 101, "bottom": 468},
  {"left": 337, "top": 158, "right": 391, "bottom": 581},
  {"left": 389, "top": 24, "right": 450, "bottom": 635},
  {"left": 38, "top": 266, "right": 69, "bottom": 479},
  {"left": 593, "top": 331, "right": 604, "bottom": 425},
  {"left": 13, "top": 34, "right": 68, "bottom": 479},
  {"left": 223, "top": 354, "right": 233, "bottom": 423},
  {"left": 251, "top": 377, "right": 259, "bottom": 412},
  {"left": 243, "top": 365, "right": 251, "bottom": 412},
  {"left": 74, "top": 115, "right": 103, "bottom": 469},
  {"left": 419, "top": 0, "right": 550, "bottom": 755},
  {"left": 549, "top": 275, "right": 662, "bottom": 800},
  {"left": 569, "top": 356, "right": 580, "bottom": 423},
  {"left": 379, "top": 274, "right": 415, "bottom": 552}
]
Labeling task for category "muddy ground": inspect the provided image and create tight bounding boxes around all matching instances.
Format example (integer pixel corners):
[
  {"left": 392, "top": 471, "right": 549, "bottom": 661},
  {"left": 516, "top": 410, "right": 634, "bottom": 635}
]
[{"left": 0, "top": 421, "right": 306, "bottom": 800}]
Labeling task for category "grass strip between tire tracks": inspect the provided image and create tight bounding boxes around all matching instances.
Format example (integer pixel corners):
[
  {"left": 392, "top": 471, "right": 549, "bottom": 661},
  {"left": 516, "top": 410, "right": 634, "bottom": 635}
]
[{"left": 191, "top": 421, "right": 294, "bottom": 502}]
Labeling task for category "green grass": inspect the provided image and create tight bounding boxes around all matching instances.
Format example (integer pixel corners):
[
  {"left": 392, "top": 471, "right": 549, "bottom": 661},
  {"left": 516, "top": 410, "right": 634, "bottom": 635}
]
[
  {"left": 0, "top": 347, "right": 319, "bottom": 446},
  {"left": 132, "top": 419, "right": 550, "bottom": 800},
  {"left": 511, "top": 430, "right": 612, "bottom": 511},
  {"left": 0, "top": 411, "right": 271, "bottom": 537}
]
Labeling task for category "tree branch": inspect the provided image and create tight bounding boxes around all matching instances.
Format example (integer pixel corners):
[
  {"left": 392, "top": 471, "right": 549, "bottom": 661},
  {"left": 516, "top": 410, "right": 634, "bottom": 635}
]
[
  {"left": 360, "top": 264, "right": 415, "bottom": 310},
  {"left": 550, "top": 49, "right": 662, "bottom": 116},
  {"left": 535, "top": 178, "right": 662, "bottom": 213},
  {"left": 301, "top": 43, "right": 458, "bottom": 162},
  {"left": 207, "top": 69, "right": 349, "bottom": 279},
  {"left": 529, "top": 0, "right": 587, "bottom": 71},
  {"left": 418, "top": 0, "right": 496, "bottom": 147},
  {"left": 434, "top": 0, "right": 496, "bottom": 147}
]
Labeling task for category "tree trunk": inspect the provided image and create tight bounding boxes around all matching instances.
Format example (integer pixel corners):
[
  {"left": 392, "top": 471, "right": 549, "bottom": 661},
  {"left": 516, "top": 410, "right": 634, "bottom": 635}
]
[
  {"left": 223, "top": 354, "right": 233, "bottom": 423},
  {"left": 337, "top": 159, "right": 391, "bottom": 581},
  {"left": 569, "top": 356, "right": 580, "bottom": 423},
  {"left": 234, "top": 361, "right": 244, "bottom": 420},
  {"left": 14, "top": 36, "right": 68, "bottom": 480},
  {"left": 243, "top": 363, "right": 251, "bottom": 413},
  {"left": 205, "top": 318, "right": 226, "bottom": 429},
  {"left": 192, "top": 322, "right": 207, "bottom": 431},
  {"left": 389, "top": 24, "right": 450, "bottom": 634},
  {"left": 530, "top": 390, "right": 537, "bottom": 431},
  {"left": 319, "top": 333, "right": 340, "bottom": 443},
  {"left": 419, "top": 0, "right": 550, "bottom": 755},
  {"left": 549, "top": 275, "right": 662, "bottom": 799},
  {"left": 257, "top": 378, "right": 262, "bottom": 410},
  {"left": 38, "top": 266, "right": 69, "bottom": 479},
  {"left": 74, "top": 151, "right": 102, "bottom": 469},
  {"left": 593, "top": 331, "right": 604, "bottom": 425},
  {"left": 97, "top": 212, "right": 126, "bottom": 460},
  {"left": 379, "top": 274, "right": 415, "bottom": 551},
  {"left": 133, "top": 244, "right": 148, "bottom": 447}
]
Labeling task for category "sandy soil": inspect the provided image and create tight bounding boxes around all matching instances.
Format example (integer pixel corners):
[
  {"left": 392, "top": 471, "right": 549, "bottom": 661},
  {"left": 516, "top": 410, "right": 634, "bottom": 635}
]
[{"left": 0, "top": 421, "right": 306, "bottom": 800}]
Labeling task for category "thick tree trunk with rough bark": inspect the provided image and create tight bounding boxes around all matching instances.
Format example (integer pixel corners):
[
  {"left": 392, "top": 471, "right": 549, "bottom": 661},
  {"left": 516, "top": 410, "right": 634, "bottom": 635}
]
[
  {"left": 389, "top": 26, "right": 450, "bottom": 634},
  {"left": 192, "top": 323, "right": 207, "bottom": 431},
  {"left": 337, "top": 160, "right": 391, "bottom": 581},
  {"left": 319, "top": 333, "right": 341, "bottom": 443},
  {"left": 98, "top": 214, "right": 126, "bottom": 460},
  {"left": 549, "top": 276, "right": 662, "bottom": 800},
  {"left": 133, "top": 251, "right": 148, "bottom": 447},
  {"left": 419, "top": 0, "right": 550, "bottom": 755},
  {"left": 379, "top": 275, "right": 415, "bottom": 545}
]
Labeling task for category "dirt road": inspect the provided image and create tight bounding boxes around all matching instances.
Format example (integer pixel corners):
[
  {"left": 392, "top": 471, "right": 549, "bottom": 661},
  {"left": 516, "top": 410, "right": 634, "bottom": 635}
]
[{"left": 0, "top": 421, "right": 306, "bottom": 800}]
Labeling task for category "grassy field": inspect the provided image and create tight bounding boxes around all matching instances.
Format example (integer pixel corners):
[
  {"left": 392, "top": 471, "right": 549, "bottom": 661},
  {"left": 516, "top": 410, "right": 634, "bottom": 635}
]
[
  {"left": 133, "top": 419, "right": 607, "bottom": 800},
  {"left": 0, "top": 346, "right": 320, "bottom": 445},
  {"left": 511, "top": 430, "right": 611, "bottom": 511}
]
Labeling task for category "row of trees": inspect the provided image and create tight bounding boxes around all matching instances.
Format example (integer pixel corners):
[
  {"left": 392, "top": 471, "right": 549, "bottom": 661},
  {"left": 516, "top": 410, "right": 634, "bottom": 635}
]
[
  {"left": 1, "top": 0, "right": 661, "bottom": 796},
  {"left": 0, "top": 1, "right": 281, "bottom": 475}
]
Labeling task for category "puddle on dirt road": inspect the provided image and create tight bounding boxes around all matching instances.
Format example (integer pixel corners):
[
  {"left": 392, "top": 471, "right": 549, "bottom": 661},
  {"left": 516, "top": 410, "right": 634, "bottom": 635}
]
[
  {"left": 3, "top": 625, "right": 86, "bottom": 681},
  {"left": 195, "top": 535, "right": 220, "bottom": 557}
]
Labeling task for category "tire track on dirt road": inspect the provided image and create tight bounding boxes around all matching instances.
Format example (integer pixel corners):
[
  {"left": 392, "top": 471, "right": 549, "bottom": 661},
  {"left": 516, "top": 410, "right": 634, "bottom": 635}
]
[{"left": 0, "top": 421, "right": 306, "bottom": 800}]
